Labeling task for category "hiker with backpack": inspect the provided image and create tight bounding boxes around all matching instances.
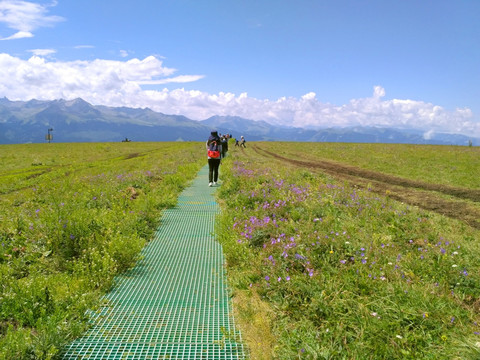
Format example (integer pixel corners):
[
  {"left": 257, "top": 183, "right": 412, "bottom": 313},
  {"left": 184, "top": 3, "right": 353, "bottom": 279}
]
[{"left": 206, "top": 131, "right": 222, "bottom": 187}]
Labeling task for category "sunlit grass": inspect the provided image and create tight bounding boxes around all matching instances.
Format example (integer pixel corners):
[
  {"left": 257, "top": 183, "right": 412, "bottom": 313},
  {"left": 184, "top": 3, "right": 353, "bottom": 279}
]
[
  {"left": 0, "top": 142, "right": 204, "bottom": 359},
  {"left": 258, "top": 142, "right": 480, "bottom": 188},
  {"left": 217, "top": 144, "right": 480, "bottom": 359},
  {"left": 2, "top": 140, "right": 479, "bottom": 359}
]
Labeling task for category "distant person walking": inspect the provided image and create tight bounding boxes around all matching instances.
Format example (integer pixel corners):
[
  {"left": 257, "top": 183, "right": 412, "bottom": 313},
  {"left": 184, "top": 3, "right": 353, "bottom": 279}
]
[
  {"left": 240, "top": 136, "right": 246, "bottom": 148},
  {"left": 221, "top": 135, "right": 229, "bottom": 158},
  {"left": 206, "top": 131, "right": 222, "bottom": 187}
]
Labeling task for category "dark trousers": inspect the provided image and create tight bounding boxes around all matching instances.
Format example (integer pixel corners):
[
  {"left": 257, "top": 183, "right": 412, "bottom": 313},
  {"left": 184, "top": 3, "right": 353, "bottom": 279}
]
[{"left": 208, "top": 158, "right": 221, "bottom": 182}]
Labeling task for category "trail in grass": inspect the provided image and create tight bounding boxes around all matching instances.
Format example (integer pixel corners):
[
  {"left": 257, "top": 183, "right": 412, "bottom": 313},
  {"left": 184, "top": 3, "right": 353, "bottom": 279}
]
[
  {"left": 62, "top": 165, "right": 245, "bottom": 359},
  {"left": 255, "top": 145, "right": 480, "bottom": 229}
]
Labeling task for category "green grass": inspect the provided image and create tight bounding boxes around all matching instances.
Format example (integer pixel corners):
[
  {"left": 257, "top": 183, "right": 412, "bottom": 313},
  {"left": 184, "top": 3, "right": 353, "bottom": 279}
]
[
  {"left": 2, "top": 141, "right": 479, "bottom": 359},
  {"left": 258, "top": 142, "right": 480, "bottom": 188},
  {"left": 0, "top": 142, "right": 204, "bottom": 360},
  {"left": 217, "top": 144, "right": 480, "bottom": 359}
]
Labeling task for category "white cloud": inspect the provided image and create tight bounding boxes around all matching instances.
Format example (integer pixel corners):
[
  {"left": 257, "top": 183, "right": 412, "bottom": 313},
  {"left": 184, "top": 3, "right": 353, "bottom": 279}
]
[
  {"left": 28, "top": 48, "right": 56, "bottom": 56},
  {"left": 301, "top": 92, "right": 316, "bottom": 100},
  {"left": 0, "top": 53, "right": 201, "bottom": 106},
  {"left": 0, "top": 53, "right": 478, "bottom": 137},
  {"left": 74, "top": 45, "right": 95, "bottom": 49},
  {"left": 120, "top": 50, "right": 129, "bottom": 58},
  {"left": 423, "top": 129, "right": 435, "bottom": 140},
  {"left": 373, "top": 85, "right": 385, "bottom": 99},
  {"left": 0, "top": 30, "right": 32, "bottom": 40},
  {"left": 137, "top": 75, "right": 205, "bottom": 85},
  {"left": 0, "top": 0, "right": 64, "bottom": 40}
]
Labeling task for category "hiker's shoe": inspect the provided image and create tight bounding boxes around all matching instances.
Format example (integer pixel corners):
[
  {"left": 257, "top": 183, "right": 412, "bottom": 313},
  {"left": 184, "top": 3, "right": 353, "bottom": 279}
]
[
  {"left": 213, "top": 182, "right": 217, "bottom": 186},
  {"left": 209, "top": 182, "right": 213, "bottom": 187}
]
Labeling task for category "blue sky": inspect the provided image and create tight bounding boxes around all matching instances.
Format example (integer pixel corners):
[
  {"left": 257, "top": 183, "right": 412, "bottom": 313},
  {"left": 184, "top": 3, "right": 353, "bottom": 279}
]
[{"left": 1, "top": 0, "right": 479, "bottom": 137}]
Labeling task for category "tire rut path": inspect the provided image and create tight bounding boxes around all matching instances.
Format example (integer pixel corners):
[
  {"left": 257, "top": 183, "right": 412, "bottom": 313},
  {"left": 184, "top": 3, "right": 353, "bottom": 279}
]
[{"left": 254, "top": 145, "right": 480, "bottom": 229}]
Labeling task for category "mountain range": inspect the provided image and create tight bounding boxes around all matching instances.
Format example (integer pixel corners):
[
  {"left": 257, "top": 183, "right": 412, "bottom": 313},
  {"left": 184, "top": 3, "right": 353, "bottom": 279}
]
[{"left": 0, "top": 97, "right": 478, "bottom": 146}]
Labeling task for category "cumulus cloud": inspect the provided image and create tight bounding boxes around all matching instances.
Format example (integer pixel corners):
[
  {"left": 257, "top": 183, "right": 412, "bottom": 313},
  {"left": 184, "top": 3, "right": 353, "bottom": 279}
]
[
  {"left": 0, "top": 53, "right": 478, "bottom": 137},
  {"left": 373, "top": 85, "right": 385, "bottom": 99},
  {"left": 0, "top": 53, "right": 202, "bottom": 106},
  {"left": 0, "top": 0, "right": 64, "bottom": 40}
]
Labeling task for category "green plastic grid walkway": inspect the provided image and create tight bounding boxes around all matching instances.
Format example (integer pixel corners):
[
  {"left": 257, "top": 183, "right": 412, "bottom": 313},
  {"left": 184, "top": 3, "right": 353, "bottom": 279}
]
[{"left": 63, "top": 166, "right": 245, "bottom": 359}]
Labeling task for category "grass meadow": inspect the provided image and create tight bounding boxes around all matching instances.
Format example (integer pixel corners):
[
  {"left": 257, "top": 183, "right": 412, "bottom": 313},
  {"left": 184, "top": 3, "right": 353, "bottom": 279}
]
[
  {"left": 217, "top": 142, "right": 480, "bottom": 359},
  {"left": 0, "top": 142, "right": 204, "bottom": 359},
  {"left": 261, "top": 142, "right": 480, "bottom": 188},
  {"left": 0, "top": 141, "right": 479, "bottom": 359}
]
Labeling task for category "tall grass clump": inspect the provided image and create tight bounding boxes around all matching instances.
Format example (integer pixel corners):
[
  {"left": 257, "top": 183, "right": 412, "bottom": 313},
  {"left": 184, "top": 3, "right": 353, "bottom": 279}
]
[
  {"left": 217, "top": 149, "right": 480, "bottom": 359},
  {"left": 0, "top": 142, "right": 204, "bottom": 359}
]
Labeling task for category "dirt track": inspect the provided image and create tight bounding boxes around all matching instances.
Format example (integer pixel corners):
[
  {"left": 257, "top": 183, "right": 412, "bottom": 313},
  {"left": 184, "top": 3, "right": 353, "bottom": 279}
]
[{"left": 252, "top": 145, "right": 480, "bottom": 230}]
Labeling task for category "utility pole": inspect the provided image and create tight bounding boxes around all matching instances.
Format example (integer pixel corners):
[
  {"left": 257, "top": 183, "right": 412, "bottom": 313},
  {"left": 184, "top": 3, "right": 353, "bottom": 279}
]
[{"left": 46, "top": 128, "right": 53, "bottom": 143}]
